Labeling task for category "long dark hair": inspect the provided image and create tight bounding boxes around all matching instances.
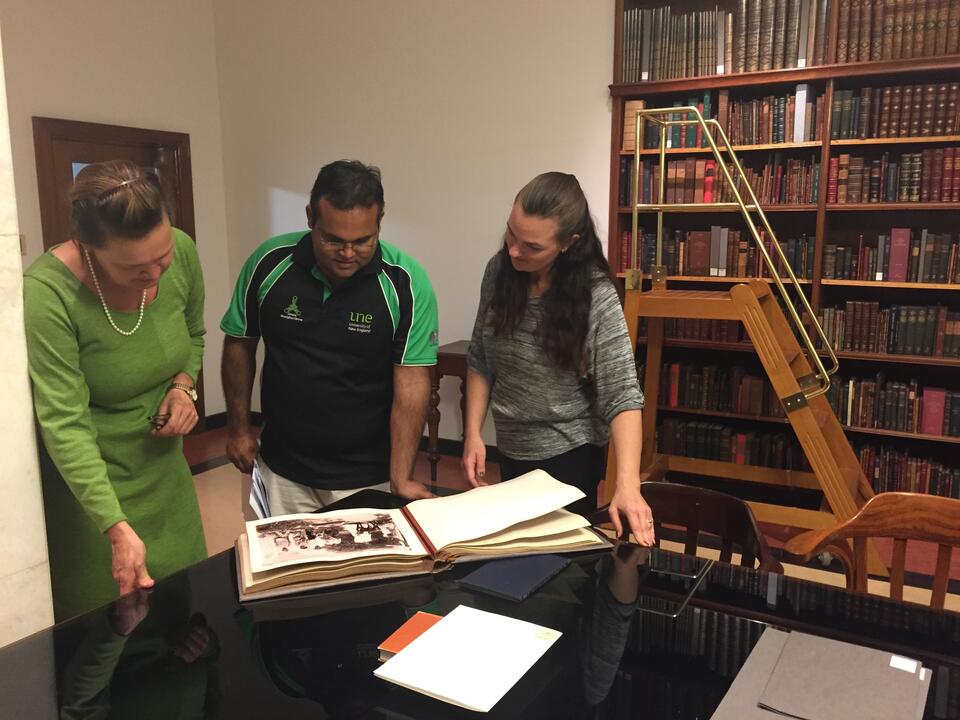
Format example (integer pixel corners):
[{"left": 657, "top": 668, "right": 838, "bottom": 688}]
[{"left": 490, "top": 172, "right": 614, "bottom": 374}]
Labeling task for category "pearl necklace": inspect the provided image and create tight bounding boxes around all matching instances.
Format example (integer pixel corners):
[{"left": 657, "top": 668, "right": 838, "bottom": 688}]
[{"left": 82, "top": 247, "right": 147, "bottom": 336}]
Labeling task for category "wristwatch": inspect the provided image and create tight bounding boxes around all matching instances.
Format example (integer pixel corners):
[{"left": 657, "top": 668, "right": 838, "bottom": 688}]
[{"left": 169, "top": 382, "right": 198, "bottom": 403}]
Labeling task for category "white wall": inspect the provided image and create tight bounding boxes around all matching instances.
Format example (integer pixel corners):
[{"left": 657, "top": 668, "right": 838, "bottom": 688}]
[
  {"left": 0, "top": 0, "right": 232, "bottom": 414},
  {"left": 212, "top": 0, "right": 615, "bottom": 440},
  {"left": 0, "top": 19, "right": 55, "bottom": 650}
]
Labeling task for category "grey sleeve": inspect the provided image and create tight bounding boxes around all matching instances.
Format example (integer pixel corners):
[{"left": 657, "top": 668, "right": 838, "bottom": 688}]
[
  {"left": 466, "top": 255, "right": 498, "bottom": 380},
  {"left": 589, "top": 280, "right": 644, "bottom": 424}
]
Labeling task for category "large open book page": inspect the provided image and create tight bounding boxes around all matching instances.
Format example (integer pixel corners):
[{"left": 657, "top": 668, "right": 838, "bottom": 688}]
[
  {"left": 246, "top": 508, "right": 427, "bottom": 573},
  {"left": 406, "top": 470, "right": 586, "bottom": 552}
]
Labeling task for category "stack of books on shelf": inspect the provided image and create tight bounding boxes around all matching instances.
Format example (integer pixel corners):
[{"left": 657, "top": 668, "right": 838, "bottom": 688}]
[
  {"left": 827, "top": 149, "right": 960, "bottom": 204},
  {"left": 660, "top": 362, "right": 787, "bottom": 418},
  {"left": 856, "top": 442, "right": 960, "bottom": 496},
  {"left": 619, "top": 1, "right": 833, "bottom": 83},
  {"left": 622, "top": 87, "right": 822, "bottom": 152},
  {"left": 826, "top": 376, "right": 960, "bottom": 437},
  {"left": 816, "top": 302, "right": 960, "bottom": 357},
  {"left": 823, "top": 229, "right": 959, "bottom": 282},
  {"left": 619, "top": 226, "right": 814, "bottom": 279},
  {"left": 658, "top": 417, "right": 811, "bottom": 471},
  {"left": 830, "top": 82, "right": 960, "bottom": 139},
  {"left": 834, "top": 0, "right": 960, "bottom": 63},
  {"left": 622, "top": 153, "right": 819, "bottom": 207}
]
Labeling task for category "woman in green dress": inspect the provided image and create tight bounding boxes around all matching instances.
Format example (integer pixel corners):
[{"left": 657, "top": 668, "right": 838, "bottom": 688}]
[{"left": 23, "top": 160, "right": 207, "bottom": 621}]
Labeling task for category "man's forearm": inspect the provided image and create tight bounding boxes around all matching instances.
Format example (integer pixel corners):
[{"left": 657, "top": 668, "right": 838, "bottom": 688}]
[
  {"left": 390, "top": 366, "right": 430, "bottom": 484},
  {"left": 221, "top": 337, "right": 258, "bottom": 434}
]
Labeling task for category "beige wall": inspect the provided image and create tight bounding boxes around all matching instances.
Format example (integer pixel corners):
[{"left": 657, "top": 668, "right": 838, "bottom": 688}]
[
  {"left": 212, "top": 0, "right": 615, "bottom": 440},
  {"left": 0, "top": 0, "right": 232, "bottom": 414},
  {"left": 0, "top": 19, "right": 55, "bottom": 650}
]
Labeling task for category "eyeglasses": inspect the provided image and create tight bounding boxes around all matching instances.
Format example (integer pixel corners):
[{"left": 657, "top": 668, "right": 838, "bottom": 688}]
[{"left": 317, "top": 233, "right": 378, "bottom": 252}]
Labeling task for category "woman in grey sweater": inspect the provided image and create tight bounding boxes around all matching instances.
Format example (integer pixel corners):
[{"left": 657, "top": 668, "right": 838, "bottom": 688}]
[{"left": 464, "top": 172, "right": 655, "bottom": 545}]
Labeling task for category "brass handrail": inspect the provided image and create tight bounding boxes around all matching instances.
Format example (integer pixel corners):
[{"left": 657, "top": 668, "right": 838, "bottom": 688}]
[{"left": 627, "top": 106, "right": 839, "bottom": 399}]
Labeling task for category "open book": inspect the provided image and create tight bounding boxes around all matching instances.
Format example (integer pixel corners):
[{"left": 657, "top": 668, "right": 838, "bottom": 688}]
[{"left": 235, "top": 470, "right": 608, "bottom": 601}]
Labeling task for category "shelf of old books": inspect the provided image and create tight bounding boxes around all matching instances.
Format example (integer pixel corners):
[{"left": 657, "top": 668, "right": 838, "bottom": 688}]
[{"left": 611, "top": 1, "right": 960, "bottom": 498}]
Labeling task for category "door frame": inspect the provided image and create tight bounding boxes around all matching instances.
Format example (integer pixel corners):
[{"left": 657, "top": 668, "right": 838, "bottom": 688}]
[{"left": 32, "top": 117, "right": 196, "bottom": 249}]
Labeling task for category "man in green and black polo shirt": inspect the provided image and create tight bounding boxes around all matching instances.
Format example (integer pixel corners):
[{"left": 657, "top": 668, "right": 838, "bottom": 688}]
[{"left": 220, "top": 161, "right": 438, "bottom": 513}]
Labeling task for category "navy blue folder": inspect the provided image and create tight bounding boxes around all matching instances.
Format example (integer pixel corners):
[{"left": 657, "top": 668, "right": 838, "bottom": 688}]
[{"left": 457, "top": 554, "right": 571, "bottom": 602}]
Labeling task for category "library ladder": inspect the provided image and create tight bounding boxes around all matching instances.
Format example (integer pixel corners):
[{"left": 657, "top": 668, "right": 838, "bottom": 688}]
[{"left": 609, "top": 106, "right": 885, "bottom": 575}]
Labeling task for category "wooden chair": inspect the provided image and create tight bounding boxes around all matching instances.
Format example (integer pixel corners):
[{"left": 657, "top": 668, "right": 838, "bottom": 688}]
[
  {"left": 592, "top": 481, "right": 783, "bottom": 573},
  {"left": 783, "top": 492, "right": 960, "bottom": 609}
]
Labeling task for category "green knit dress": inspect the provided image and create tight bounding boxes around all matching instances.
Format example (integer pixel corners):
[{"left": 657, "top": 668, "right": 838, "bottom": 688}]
[{"left": 23, "top": 228, "right": 207, "bottom": 622}]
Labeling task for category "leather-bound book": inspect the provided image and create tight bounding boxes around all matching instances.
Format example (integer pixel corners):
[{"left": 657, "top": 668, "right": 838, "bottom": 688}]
[
  {"left": 871, "top": 0, "right": 885, "bottom": 58},
  {"left": 931, "top": 147, "right": 945, "bottom": 202},
  {"left": 921, "top": 84, "right": 938, "bottom": 136},
  {"left": 899, "top": 84, "right": 914, "bottom": 137},
  {"left": 857, "top": 87, "right": 873, "bottom": 138},
  {"left": 746, "top": 0, "right": 761, "bottom": 71},
  {"left": 837, "top": 0, "right": 851, "bottom": 61},
  {"left": 922, "top": 0, "right": 938, "bottom": 55},
  {"left": 889, "top": 85, "right": 904, "bottom": 138},
  {"left": 881, "top": 0, "right": 896, "bottom": 58},
  {"left": 902, "top": 0, "right": 916, "bottom": 59},
  {"left": 912, "top": 0, "right": 927, "bottom": 57},
  {"left": 892, "top": 0, "right": 905, "bottom": 58},
  {"left": 909, "top": 82, "right": 923, "bottom": 136},
  {"left": 858, "top": 0, "right": 874, "bottom": 60},
  {"left": 760, "top": 0, "right": 776, "bottom": 69},
  {"left": 877, "top": 85, "right": 893, "bottom": 137},
  {"left": 933, "top": 83, "right": 949, "bottom": 135},
  {"left": 786, "top": 0, "right": 801, "bottom": 67},
  {"left": 934, "top": 0, "right": 949, "bottom": 54},
  {"left": 813, "top": 0, "right": 830, "bottom": 64},
  {"left": 848, "top": 0, "right": 862, "bottom": 62}
]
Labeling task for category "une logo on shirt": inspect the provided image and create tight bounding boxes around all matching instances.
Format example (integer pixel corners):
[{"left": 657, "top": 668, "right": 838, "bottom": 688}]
[
  {"left": 281, "top": 296, "right": 303, "bottom": 322},
  {"left": 348, "top": 310, "right": 374, "bottom": 334}
]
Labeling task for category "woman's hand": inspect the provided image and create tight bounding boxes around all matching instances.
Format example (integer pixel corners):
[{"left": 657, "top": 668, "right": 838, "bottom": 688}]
[
  {"left": 608, "top": 482, "right": 655, "bottom": 546},
  {"left": 106, "top": 521, "right": 154, "bottom": 596},
  {"left": 152, "top": 386, "right": 198, "bottom": 437},
  {"left": 461, "top": 432, "right": 488, "bottom": 487}
]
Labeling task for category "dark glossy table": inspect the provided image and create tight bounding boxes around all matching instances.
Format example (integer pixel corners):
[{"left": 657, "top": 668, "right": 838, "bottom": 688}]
[{"left": 3, "top": 530, "right": 959, "bottom": 718}]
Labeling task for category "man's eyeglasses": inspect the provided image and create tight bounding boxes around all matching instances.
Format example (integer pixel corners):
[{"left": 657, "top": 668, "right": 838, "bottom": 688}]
[{"left": 318, "top": 234, "right": 378, "bottom": 252}]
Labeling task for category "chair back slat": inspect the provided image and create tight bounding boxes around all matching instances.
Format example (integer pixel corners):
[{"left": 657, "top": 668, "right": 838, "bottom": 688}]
[
  {"left": 890, "top": 538, "right": 907, "bottom": 602},
  {"left": 932, "top": 544, "right": 954, "bottom": 610},
  {"left": 853, "top": 536, "right": 868, "bottom": 593},
  {"left": 719, "top": 539, "right": 733, "bottom": 565},
  {"left": 684, "top": 528, "right": 700, "bottom": 557}
]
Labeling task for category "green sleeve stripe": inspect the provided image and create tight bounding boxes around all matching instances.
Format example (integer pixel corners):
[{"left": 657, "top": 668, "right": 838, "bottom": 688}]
[
  {"left": 220, "top": 237, "right": 300, "bottom": 337},
  {"left": 258, "top": 256, "right": 294, "bottom": 305},
  {"left": 377, "top": 273, "right": 400, "bottom": 335}
]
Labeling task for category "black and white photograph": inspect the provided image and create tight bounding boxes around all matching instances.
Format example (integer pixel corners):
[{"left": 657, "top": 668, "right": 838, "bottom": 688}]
[{"left": 250, "top": 511, "right": 419, "bottom": 571}]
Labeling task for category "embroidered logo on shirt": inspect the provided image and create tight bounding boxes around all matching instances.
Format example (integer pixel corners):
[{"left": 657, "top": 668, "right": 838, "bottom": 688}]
[
  {"left": 281, "top": 295, "right": 303, "bottom": 321},
  {"left": 348, "top": 311, "right": 373, "bottom": 334},
  {"left": 429, "top": 330, "right": 439, "bottom": 346}
]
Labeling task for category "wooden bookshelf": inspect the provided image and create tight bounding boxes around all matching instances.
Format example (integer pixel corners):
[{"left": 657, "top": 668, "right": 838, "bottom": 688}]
[
  {"left": 658, "top": 405, "right": 960, "bottom": 445},
  {"left": 825, "top": 203, "right": 960, "bottom": 211},
  {"left": 610, "top": 2, "right": 960, "bottom": 499},
  {"left": 830, "top": 135, "right": 960, "bottom": 147},
  {"left": 623, "top": 140, "right": 822, "bottom": 156},
  {"left": 820, "top": 279, "right": 960, "bottom": 290},
  {"left": 617, "top": 274, "right": 813, "bottom": 284},
  {"left": 610, "top": 55, "right": 960, "bottom": 97},
  {"left": 638, "top": 338, "right": 960, "bottom": 367},
  {"left": 620, "top": 204, "right": 817, "bottom": 213}
]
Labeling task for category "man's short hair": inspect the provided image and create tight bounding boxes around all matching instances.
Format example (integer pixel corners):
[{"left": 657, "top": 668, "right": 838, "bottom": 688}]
[{"left": 310, "top": 160, "right": 385, "bottom": 220}]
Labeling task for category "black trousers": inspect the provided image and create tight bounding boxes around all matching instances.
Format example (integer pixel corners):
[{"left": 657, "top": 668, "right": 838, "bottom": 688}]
[{"left": 498, "top": 443, "right": 606, "bottom": 518}]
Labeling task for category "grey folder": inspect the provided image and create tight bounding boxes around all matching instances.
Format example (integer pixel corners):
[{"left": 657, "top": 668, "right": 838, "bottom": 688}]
[
  {"left": 711, "top": 627, "right": 790, "bottom": 719},
  {"left": 711, "top": 628, "right": 932, "bottom": 720},
  {"left": 757, "top": 631, "right": 931, "bottom": 720}
]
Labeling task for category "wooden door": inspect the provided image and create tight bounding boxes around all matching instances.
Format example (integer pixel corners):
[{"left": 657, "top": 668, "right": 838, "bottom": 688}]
[{"left": 32, "top": 117, "right": 205, "bottom": 426}]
